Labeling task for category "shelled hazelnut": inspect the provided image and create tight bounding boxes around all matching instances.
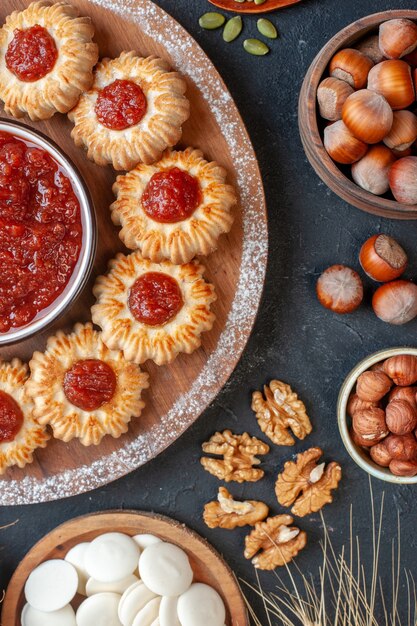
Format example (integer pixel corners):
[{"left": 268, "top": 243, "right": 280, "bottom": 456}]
[
  {"left": 348, "top": 353, "right": 417, "bottom": 476},
  {"left": 318, "top": 17, "right": 417, "bottom": 205}
]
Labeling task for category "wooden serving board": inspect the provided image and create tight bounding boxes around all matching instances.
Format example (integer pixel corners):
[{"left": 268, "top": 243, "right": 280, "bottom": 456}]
[
  {"left": 208, "top": 0, "right": 301, "bottom": 14},
  {"left": 1, "top": 510, "right": 249, "bottom": 626},
  {"left": 0, "top": 0, "right": 268, "bottom": 504}
]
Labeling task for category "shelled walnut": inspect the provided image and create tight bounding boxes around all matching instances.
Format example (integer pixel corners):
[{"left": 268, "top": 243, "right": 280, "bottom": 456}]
[
  {"left": 251, "top": 380, "right": 312, "bottom": 446},
  {"left": 200, "top": 430, "right": 270, "bottom": 483},
  {"left": 244, "top": 514, "right": 307, "bottom": 570},
  {"left": 275, "top": 447, "right": 342, "bottom": 517},
  {"left": 203, "top": 487, "right": 269, "bottom": 529}
]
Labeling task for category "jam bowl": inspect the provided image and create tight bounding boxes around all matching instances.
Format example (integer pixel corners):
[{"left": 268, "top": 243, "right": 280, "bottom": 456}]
[
  {"left": 337, "top": 346, "right": 417, "bottom": 484},
  {"left": 0, "top": 118, "right": 96, "bottom": 346}
]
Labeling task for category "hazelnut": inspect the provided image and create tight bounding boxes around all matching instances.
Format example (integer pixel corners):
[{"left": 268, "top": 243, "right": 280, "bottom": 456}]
[
  {"left": 356, "top": 34, "right": 385, "bottom": 64},
  {"left": 388, "top": 386, "right": 417, "bottom": 409},
  {"left": 383, "top": 355, "right": 417, "bottom": 386},
  {"left": 323, "top": 121, "right": 368, "bottom": 165},
  {"left": 370, "top": 361, "right": 386, "bottom": 373},
  {"left": 317, "top": 77, "right": 354, "bottom": 121},
  {"left": 347, "top": 393, "right": 380, "bottom": 417},
  {"left": 368, "top": 60, "right": 415, "bottom": 110},
  {"left": 379, "top": 18, "right": 417, "bottom": 60},
  {"left": 352, "top": 407, "right": 388, "bottom": 443},
  {"left": 383, "top": 110, "right": 417, "bottom": 152},
  {"left": 370, "top": 441, "right": 392, "bottom": 467},
  {"left": 384, "top": 433, "right": 417, "bottom": 461},
  {"left": 342, "top": 90, "right": 393, "bottom": 145},
  {"left": 329, "top": 48, "right": 374, "bottom": 89},
  {"left": 389, "top": 157, "right": 417, "bottom": 205},
  {"left": 350, "top": 427, "right": 374, "bottom": 448},
  {"left": 352, "top": 146, "right": 396, "bottom": 196},
  {"left": 356, "top": 370, "right": 392, "bottom": 402},
  {"left": 385, "top": 399, "right": 417, "bottom": 435},
  {"left": 389, "top": 458, "right": 417, "bottom": 477},
  {"left": 372, "top": 280, "right": 417, "bottom": 325}
]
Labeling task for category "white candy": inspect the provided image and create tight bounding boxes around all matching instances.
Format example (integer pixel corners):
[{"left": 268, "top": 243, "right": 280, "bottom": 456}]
[
  {"left": 132, "top": 534, "right": 162, "bottom": 551},
  {"left": 139, "top": 543, "right": 193, "bottom": 597},
  {"left": 177, "top": 583, "right": 226, "bottom": 626},
  {"left": 84, "top": 533, "right": 140, "bottom": 583},
  {"left": 159, "top": 596, "right": 180, "bottom": 626},
  {"left": 118, "top": 581, "right": 157, "bottom": 626},
  {"left": 25, "top": 560, "right": 78, "bottom": 613},
  {"left": 65, "top": 543, "right": 90, "bottom": 595},
  {"left": 76, "top": 592, "right": 122, "bottom": 626},
  {"left": 21, "top": 603, "right": 76, "bottom": 626},
  {"left": 132, "top": 597, "right": 161, "bottom": 626},
  {"left": 86, "top": 574, "right": 139, "bottom": 596}
]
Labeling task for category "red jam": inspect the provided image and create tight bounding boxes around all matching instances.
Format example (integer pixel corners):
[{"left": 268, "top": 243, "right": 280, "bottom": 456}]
[
  {"left": 0, "top": 390, "right": 24, "bottom": 443},
  {"left": 0, "top": 131, "right": 82, "bottom": 332},
  {"left": 63, "top": 359, "right": 117, "bottom": 412},
  {"left": 5, "top": 25, "right": 58, "bottom": 82},
  {"left": 129, "top": 272, "right": 183, "bottom": 326},
  {"left": 95, "top": 79, "right": 147, "bottom": 131},
  {"left": 142, "top": 168, "right": 202, "bottom": 223}
]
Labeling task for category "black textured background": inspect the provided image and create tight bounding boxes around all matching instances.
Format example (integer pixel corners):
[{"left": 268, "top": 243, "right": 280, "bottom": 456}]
[{"left": 2, "top": 1, "right": 417, "bottom": 623}]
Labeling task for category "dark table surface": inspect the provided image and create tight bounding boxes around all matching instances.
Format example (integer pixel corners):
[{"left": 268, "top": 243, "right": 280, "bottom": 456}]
[{"left": 2, "top": 0, "right": 417, "bottom": 623}]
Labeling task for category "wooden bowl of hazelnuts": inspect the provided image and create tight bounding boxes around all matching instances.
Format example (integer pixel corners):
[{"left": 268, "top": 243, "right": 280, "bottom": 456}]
[
  {"left": 299, "top": 10, "right": 417, "bottom": 220},
  {"left": 338, "top": 347, "right": 417, "bottom": 483}
]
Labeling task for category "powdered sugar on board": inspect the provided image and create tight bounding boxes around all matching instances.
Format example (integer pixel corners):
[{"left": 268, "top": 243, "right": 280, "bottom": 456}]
[{"left": 0, "top": 0, "right": 268, "bottom": 505}]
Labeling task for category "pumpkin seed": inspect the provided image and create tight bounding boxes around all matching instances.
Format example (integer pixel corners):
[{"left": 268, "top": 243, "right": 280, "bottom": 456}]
[
  {"left": 223, "top": 16, "right": 243, "bottom": 43},
  {"left": 199, "top": 12, "right": 226, "bottom": 30},
  {"left": 243, "top": 38, "right": 269, "bottom": 56},
  {"left": 257, "top": 18, "right": 277, "bottom": 39},
  {"left": 254, "top": 0, "right": 267, "bottom": 5}
]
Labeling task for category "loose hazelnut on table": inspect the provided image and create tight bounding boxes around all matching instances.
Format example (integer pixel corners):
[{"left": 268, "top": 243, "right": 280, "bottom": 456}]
[
  {"left": 342, "top": 90, "right": 393, "bottom": 144},
  {"left": 379, "top": 18, "right": 417, "bottom": 60},
  {"left": 352, "top": 147, "right": 396, "bottom": 196},
  {"left": 316, "top": 264, "right": 363, "bottom": 313},
  {"left": 329, "top": 48, "right": 374, "bottom": 89},
  {"left": 367, "top": 60, "right": 415, "bottom": 110},
  {"left": 317, "top": 77, "right": 354, "bottom": 121},
  {"left": 370, "top": 441, "right": 392, "bottom": 467},
  {"left": 356, "top": 370, "right": 392, "bottom": 402},
  {"left": 359, "top": 234, "right": 407, "bottom": 282},
  {"left": 383, "top": 355, "right": 417, "bottom": 386},
  {"left": 352, "top": 406, "right": 389, "bottom": 443},
  {"left": 385, "top": 399, "right": 417, "bottom": 435},
  {"left": 389, "top": 156, "right": 417, "bottom": 205},
  {"left": 384, "top": 432, "right": 417, "bottom": 461},
  {"left": 372, "top": 280, "right": 417, "bottom": 325},
  {"left": 323, "top": 121, "right": 368, "bottom": 165}
]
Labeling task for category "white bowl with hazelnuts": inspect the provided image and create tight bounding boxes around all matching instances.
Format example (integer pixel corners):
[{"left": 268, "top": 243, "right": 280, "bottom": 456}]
[
  {"left": 338, "top": 348, "right": 417, "bottom": 483},
  {"left": 299, "top": 10, "right": 417, "bottom": 220}
]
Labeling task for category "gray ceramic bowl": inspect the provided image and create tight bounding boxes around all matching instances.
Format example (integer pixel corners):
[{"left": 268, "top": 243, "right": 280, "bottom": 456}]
[
  {"left": 338, "top": 346, "right": 417, "bottom": 484},
  {"left": 0, "top": 118, "right": 96, "bottom": 346}
]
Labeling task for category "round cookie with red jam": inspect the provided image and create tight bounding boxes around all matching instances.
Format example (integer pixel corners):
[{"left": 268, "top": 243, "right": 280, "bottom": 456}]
[
  {"left": 0, "top": 359, "right": 49, "bottom": 474},
  {"left": 69, "top": 51, "right": 190, "bottom": 171},
  {"left": 111, "top": 148, "right": 236, "bottom": 264},
  {"left": 91, "top": 252, "right": 217, "bottom": 365},
  {"left": 26, "top": 323, "right": 149, "bottom": 446},
  {"left": 0, "top": 1, "right": 98, "bottom": 121}
]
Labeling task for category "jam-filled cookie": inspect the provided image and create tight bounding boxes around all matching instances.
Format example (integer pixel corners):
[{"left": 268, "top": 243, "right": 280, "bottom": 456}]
[
  {"left": 111, "top": 148, "right": 236, "bottom": 264},
  {"left": 0, "top": 358, "right": 49, "bottom": 474},
  {"left": 26, "top": 323, "right": 149, "bottom": 446},
  {"left": 0, "top": 1, "right": 98, "bottom": 121},
  {"left": 91, "top": 252, "right": 216, "bottom": 365},
  {"left": 69, "top": 51, "right": 190, "bottom": 171}
]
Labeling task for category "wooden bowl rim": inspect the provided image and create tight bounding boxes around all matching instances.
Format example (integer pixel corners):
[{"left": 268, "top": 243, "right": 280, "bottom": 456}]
[
  {"left": 298, "top": 10, "right": 417, "bottom": 220},
  {"left": 1, "top": 509, "right": 249, "bottom": 626},
  {"left": 207, "top": 0, "right": 301, "bottom": 14}
]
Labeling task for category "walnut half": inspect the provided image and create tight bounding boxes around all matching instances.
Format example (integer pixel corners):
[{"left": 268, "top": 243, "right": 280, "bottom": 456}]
[
  {"left": 203, "top": 487, "right": 269, "bottom": 529},
  {"left": 244, "top": 514, "right": 307, "bottom": 570},
  {"left": 201, "top": 430, "right": 270, "bottom": 483},
  {"left": 252, "top": 380, "right": 312, "bottom": 446},
  {"left": 275, "top": 447, "right": 342, "bottom": 517}
]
